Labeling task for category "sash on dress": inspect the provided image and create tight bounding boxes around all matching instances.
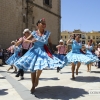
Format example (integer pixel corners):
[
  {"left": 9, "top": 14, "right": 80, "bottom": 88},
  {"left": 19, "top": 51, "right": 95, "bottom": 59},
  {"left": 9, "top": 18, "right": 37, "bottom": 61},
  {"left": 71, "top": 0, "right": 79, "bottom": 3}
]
[
  {"left": 44, "top": 45, "right": 53, "bottom": 58},
  {"left": 18, "top": 52, "right": 21, "bottom": 56}
]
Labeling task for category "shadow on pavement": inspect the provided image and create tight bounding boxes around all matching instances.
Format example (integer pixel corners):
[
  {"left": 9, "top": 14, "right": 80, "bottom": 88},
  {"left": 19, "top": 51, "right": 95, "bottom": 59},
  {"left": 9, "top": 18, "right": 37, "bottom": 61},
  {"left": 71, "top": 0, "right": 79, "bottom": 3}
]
[
  {"left": 0, "top": 77, "right": 6, "bottom": 79},
  {"left": 60, "top": 71, "right": 82, "bottom": 74},
  {"left": 23, "top": 77, "right": 59, "bottom": 81},
  {"left": 39, "top": 77, "right": 59, "bottom": 81},
  {"left": 0, "top": 89, "right": 8, "bottom": 95},
  {"left": 91, "top": 71, "right": 100, "bottom": 73},
  {"left": 73, "top": 76, "right": 100, "bottom": 82},
  {"left": 34, "top": 86, "right": 88, "bottom": 100},
  {"left": 0, "top": 70, "right": 6, "bottom": 73},
  {"left": 24, "top": 71, "right": 31, "bottom": 74}
]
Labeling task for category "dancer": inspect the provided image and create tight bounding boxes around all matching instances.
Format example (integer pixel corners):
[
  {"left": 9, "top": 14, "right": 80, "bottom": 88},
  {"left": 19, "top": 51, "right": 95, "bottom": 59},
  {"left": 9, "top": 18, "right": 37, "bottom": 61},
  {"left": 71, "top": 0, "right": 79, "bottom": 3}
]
[
  {"left": 85, "top": 40, "right": 99, "bottom": 72},
  {"left": 6, "top": 40, "right": 21, "bottom": 72},
  {"left": 7, "top": 41, "right": 15, "bottom": 56},
  {"left": 15, "top": 29, "right": 32, "bottom": 79},
  {"left": 66, "top": 34, "right": 93, "bottom": 79},
  {"left": 56, "top": 39, "right": 67, "bottom": 72},
  {"left": 14, "top": 18, "right": 65, "bottom": 93},
  {"left": 6, "top": 41, "right": 16, "bottom": 71}
]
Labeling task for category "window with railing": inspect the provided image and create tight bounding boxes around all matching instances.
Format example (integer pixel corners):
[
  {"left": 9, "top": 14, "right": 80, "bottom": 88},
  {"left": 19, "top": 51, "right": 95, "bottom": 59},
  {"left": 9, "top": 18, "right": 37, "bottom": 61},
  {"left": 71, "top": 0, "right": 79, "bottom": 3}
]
[
  {"left": 96, "top": 36, "right": 98, "bottom": 39},
  {"left": 82, "top": 40, "right": 85, "bottom": 44},
  {"left": 96, "top": 41, "right": 99, "bottom": 44},
  {"left": 93, "top": 36, "right": 95, "bottom": 39},
  {"left": 43, "top": 0, "right": 52, "bottom": 7},
  {"left": 88, "top": 36, "right": 90, "bottom": 39},
  {"left": 82, "top": 35, "right": 85, "bottom": 39}
]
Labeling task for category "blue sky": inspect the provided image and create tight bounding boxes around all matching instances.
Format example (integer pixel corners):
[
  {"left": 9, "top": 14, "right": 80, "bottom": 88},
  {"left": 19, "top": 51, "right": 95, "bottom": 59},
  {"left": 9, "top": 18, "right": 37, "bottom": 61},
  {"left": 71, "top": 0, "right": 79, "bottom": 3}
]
[{"left": 61, "top": 0, "right": 100, "bottom": 32}]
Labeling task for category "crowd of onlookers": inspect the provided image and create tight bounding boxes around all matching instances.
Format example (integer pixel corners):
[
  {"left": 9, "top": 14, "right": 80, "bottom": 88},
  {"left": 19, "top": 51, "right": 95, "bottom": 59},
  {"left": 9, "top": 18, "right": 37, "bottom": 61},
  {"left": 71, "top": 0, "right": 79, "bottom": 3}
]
[
  {"left": 0, "top": 42, "right": 15, "bottom": 66},
  {"left": 0, "top": 48, "right": 10, "bottom": 65}
]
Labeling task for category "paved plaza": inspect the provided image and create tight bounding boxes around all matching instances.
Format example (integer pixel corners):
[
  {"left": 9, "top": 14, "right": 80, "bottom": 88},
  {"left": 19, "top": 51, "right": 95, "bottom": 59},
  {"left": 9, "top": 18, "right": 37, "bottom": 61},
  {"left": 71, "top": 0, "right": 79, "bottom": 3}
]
[{"left": 0, "top": 64, "right": 100, "bottom": 100}]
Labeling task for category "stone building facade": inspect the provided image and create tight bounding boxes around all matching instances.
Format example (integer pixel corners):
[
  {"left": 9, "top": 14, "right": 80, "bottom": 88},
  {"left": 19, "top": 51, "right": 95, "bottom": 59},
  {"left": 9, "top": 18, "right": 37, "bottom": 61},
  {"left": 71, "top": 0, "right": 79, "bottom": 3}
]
[
  {"left": 61, "top": 29, "right": 100, "bottom": 50},
  {"left": 0, "top": 0, "right": 61, "bottom": 48}
]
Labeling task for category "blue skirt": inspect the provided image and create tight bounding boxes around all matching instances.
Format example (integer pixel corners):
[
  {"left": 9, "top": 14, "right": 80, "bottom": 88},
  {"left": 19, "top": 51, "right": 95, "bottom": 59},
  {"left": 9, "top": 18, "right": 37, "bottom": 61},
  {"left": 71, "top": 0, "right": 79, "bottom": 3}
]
[
  {"left": 66, "top": 51, "right": 93, "bottom": 64},
  {"left": 85, "top": 50, "right": 99, "bottom": 62},
  {"left": 14, "top": 47, "right": 65, "bottom": 72},
  {"left": 54, "top": 54, "right": 68, "bottom": 68},
  {"left": 6, "top": 53, "right": 20, "bottom": 65}
]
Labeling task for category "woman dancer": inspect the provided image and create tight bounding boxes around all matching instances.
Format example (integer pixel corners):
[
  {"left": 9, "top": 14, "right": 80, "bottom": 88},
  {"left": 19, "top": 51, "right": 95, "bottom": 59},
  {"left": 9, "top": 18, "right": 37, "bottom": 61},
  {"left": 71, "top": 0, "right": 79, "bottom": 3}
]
[
  {"left": 6, "top": 40, "right": 21, "bottom": 72},
  {"left": 66, "top": 35, "right": 93, "bottom": 79},
  {"left": 7, "top": 41, "right": 15, "bottom": 57},
  {"left": 14, "top": 18, "right": 65, "bottom": 93},
  {"left": 85, "top": 40, "right": 99, "bottom": 72}
]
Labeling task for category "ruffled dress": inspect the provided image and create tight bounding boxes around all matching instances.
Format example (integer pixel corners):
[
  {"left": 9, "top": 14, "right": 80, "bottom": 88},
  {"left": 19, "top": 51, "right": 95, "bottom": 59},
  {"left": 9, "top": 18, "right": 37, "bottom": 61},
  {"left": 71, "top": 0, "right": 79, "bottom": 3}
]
[
  {"left": 66, "top": 40, "right": 93, "bottom": 64},
  {"left": 6, "top": 46, "right": 21, "bottom": 65},
  {"left": 14, "top": 31, "right": 65, "bottom": 72},
  {"left": 85, "top": 44, "right": 99, "bottom": 62},
  {"left": 54, "top": 45, "right": 67, "bottom": 68},
  {"left": 54, "top": 53, "right": 68, "bottom": 68}
]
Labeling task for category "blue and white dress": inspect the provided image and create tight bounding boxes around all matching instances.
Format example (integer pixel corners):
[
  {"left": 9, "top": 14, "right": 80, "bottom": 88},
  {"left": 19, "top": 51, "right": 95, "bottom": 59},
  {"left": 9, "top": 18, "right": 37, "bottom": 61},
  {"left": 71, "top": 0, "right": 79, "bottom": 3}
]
[
  {"left": 66, "top": 40, "right": 93, "bottom": 64},
  {"left": 14, "top": 31, "right": 65, "bottom": 72},
  {"left": 6, "top": 46, "right": 21, "bottom": 65},
  {"left": 54, "top": 53, "right": 68, "bottom": 68},
  {"left": 85, "top": 44, "right": 99, "bottom": 62}
]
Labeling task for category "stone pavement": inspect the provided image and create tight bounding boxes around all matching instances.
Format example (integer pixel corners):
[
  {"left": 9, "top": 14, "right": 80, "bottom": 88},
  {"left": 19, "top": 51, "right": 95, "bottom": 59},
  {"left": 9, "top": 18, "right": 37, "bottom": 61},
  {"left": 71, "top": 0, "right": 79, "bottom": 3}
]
[{"left": 0, "top": 64, "right": 100, "bottom": 100}]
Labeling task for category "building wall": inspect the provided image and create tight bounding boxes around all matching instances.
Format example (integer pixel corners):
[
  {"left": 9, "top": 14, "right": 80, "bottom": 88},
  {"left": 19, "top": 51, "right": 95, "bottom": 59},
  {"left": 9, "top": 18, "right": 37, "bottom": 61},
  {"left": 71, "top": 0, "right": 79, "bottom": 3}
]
[
  {"left": 86, "top": 32, "right": 100, "bottom": 45},
  {"left": 61, "top": 31, "right": 72, "bottom": 44},
  {"left": 28, "top": 0, "right": 61, "bottom": 45},
  {"left": 61, "top": 30, "right": 100, "bottom": 47},
  {"left": 0, "top": 0, "right": 23, "bottom": 48},
  {"left": 0, "top": 0, "right": 61, "bottom": 48}
]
